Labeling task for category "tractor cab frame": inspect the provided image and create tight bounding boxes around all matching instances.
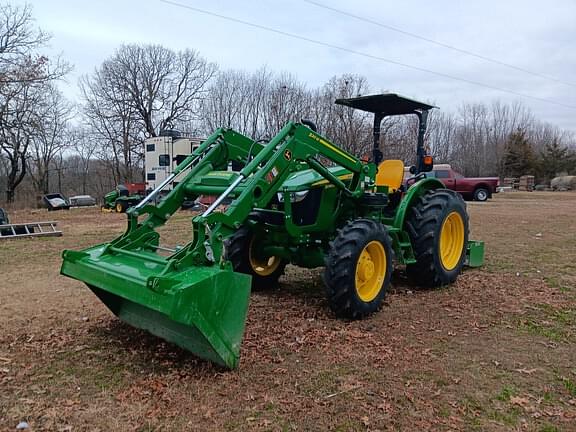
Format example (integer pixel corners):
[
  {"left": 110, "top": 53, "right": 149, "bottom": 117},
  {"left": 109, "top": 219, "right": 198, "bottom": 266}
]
[{"left": 336, "top": 94, "right": 436, "bottom": 174}]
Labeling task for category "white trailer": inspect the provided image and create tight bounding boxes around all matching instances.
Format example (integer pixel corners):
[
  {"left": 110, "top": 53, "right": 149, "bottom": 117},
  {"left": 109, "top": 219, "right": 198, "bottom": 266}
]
[{"left": 144, "top": 131, "right": 203, "bottom": 191}]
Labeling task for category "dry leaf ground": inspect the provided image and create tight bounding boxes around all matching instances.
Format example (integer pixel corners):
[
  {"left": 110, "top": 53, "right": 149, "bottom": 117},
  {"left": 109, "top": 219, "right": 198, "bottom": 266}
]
[{"left": 1, "top": 192, "right": 575, "bottom": 431}]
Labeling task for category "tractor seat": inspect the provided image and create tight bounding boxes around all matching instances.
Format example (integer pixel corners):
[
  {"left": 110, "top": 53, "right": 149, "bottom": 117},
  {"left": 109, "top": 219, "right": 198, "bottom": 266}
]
[{"left": 375, "top": 160, "right": 405, "bottom": 192}]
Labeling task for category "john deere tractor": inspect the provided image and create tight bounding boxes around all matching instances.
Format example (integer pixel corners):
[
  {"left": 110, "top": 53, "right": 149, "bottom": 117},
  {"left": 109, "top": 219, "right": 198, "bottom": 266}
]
[
  {"left": 61, "top": 94, "right": 484, "bottom": 369},
  {"left": 102, "top": 183, "right": 146, "bottom": 213}
]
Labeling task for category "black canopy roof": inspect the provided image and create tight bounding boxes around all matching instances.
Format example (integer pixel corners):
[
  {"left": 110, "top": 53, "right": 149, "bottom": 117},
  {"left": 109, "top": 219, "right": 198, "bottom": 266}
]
[{"left": 335, "top": 93, "right": 436, "bottom": 116}]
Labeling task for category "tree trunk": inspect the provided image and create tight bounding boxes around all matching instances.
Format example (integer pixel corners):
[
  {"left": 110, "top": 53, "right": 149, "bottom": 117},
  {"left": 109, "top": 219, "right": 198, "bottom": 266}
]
[{"left": 5, "top": 152, "right": 27, "bottom": 203}]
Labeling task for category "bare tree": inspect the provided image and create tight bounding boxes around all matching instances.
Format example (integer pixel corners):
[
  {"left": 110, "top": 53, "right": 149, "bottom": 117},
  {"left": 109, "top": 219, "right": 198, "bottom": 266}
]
[
  {"left": 68, "top": 127, "right": 99, "bottom": 195},
  {"left": 80, "top": 44, "right": 216, "bottom": 183},
  {"left": 104, "top": 44, "right": 217, "bottom": 136},
  {"left": 201, "top": 69, "right": 255, "bottom": 135},
  {"left": 28, "top": 84, "right": 73, "bottom": 194},
  {"left": 0, "top": 2, "right": 70, "bottom": 202},
  {"left": 202, "top": 72, "right": 372, "bottom": 158},
  {"left": 0, "top": 80, "right": 44, "bottom": 202},
  {"left": 320, "top": 74, "right": 371, "bottom": 156},
  {"left": 379, "top": 115, "right": 417, "bottom": 164},
  {"left": 200, "top": 67, "right": 274, "bottom": 139},
  {"left": 80, "top": 69, "right": 141, "bottom": 183},
  {"left": 427, "top": 110, "right": 457, "bottom": 163},
  {"left": 0, "top": 3, "right": 48, "bottom": 84},
  {"left": 263, "top": 73, "right": 311, "bottom": 137},
  {"left": 0, "top": 2, "right": 70, "bottom": 87}
]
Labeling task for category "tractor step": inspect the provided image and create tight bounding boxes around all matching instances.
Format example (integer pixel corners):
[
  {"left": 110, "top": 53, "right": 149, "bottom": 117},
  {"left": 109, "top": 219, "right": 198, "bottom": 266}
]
[
  {"left": 394, "top": 231, "right": 417, "bottom": 263},
  {"left": 0, "top": 221, "right": 62, "bottom": 239},
  {"left": 466, "top": 241, "right": 485, "bottom": 267}
]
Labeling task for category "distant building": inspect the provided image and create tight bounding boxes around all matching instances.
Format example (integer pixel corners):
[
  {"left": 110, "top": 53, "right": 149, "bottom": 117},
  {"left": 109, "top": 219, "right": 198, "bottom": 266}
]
[{"left": 144, "top": 130, "right": 203, "bottom": 191}]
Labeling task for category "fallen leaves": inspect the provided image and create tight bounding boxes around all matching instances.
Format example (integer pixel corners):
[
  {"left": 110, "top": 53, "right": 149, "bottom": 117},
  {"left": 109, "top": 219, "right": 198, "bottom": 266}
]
[
  {"left": 510, "top": 395, "right": 531, "bottom": 408},
  {"left": 2, "top": 200, "right": 576, "bottom": 431}
]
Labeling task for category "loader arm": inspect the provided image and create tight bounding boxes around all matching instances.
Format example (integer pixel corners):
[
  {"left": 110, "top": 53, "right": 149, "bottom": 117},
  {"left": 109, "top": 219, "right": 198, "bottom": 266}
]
[
  {"left": 113, "top": 122, "right": 368, "bottom": 266},
  {"left": 189, "top": 122, "right": 369, "bottom": 266},
  {"left": 199, "top": 122, "right": 366, "bottom": 229}
]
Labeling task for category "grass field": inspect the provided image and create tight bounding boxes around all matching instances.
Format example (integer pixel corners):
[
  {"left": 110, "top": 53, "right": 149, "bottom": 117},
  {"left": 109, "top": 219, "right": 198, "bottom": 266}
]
[{"left": 1, "top": 192, "right": 575, "bottom": 431}]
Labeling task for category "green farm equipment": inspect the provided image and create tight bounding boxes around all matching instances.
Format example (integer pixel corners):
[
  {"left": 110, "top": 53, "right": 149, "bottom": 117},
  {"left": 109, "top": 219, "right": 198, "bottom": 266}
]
[
  {"left": 102, "top": 183, "right": 146, "bottom": 213},
  {"left": 61, "top": 94, "right": 484, "bottom": 369}
]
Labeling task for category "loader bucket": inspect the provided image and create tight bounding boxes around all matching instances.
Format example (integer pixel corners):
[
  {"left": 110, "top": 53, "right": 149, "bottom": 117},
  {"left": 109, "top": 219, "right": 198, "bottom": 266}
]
[{"left": 61, "top": 245, "right": 251, "bottom": 369}]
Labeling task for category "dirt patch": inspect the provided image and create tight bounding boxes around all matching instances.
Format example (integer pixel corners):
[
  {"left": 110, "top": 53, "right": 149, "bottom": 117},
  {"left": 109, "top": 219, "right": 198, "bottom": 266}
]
[{"left": 1, "top": 192, "right": 575, "bottom": 431}]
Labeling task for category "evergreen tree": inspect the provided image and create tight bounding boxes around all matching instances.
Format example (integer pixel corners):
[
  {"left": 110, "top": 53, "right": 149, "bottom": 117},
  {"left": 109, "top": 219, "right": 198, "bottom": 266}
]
[
  {"left": 502, "top": 129, "right": 536, "bottom": 178},
  {"left": 538, "top": 139, "right": 571, "bottom": 181},
  {"left": 568, "top": 150, "right": 576, "bottom": 175}
]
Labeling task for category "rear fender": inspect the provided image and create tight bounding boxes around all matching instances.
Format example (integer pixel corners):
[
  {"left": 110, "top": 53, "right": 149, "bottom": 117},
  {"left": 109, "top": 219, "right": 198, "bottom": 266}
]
[
  {"left": 393, "top": 177, "right": 445, "bottom": 230},
  {"left": 474, "top": 183, "right": 492, "bottom": 195}
]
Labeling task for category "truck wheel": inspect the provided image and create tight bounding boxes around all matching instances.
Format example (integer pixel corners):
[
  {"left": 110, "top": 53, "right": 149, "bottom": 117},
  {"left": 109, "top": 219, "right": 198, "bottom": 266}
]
[
  {"left": 406, "top": 189, "right": 469, "bottom": 287},
  {"left": 473, "top": 187, "right": 489, "bottom": 202},
  {"left": 226, "top": 227, "right": 286, "bottom": 290},
  {"left": 115, "top": 201, "right": 126, "bottom": 213},
  {"left": 324, "top": 219, "right": 393, "bottom": 320}
]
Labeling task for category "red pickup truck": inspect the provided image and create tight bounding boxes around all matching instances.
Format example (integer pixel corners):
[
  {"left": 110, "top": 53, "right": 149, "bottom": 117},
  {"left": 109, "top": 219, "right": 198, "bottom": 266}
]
[{"left": 426, "top": 164, "right": 499, "bottom": 201}]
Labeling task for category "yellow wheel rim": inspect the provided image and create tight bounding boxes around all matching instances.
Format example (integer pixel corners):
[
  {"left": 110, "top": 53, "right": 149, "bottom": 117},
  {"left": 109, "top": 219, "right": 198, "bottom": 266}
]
[
  {"left": 248, "top": 238, "right": 281, "bottom": 276},
  {"left": 115, "top": 203, "right": 123, "bottom": 212},
  {"left": 355, "top": 240, "right": 386, "bottom": 302},
  {"left": 439, "top": 211, "right": 465, "bottom": 271}
]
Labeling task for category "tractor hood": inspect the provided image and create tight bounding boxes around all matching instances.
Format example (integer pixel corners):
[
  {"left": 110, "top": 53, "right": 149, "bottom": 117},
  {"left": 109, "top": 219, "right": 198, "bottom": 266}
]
[{"left": 282, "top": 166, "right": 353, "bottom": 192}]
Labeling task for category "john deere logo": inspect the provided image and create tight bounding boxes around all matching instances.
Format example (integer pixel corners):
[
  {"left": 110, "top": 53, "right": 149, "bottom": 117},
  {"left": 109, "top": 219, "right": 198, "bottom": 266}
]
[{"left": 284, "top": 150, "right": 292, "bottom": 161}]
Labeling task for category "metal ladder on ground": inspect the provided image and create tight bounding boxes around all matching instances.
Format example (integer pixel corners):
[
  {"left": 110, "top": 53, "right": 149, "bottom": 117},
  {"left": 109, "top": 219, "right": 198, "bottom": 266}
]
[{"left": 0, "top": 221, "right": 62, "bottom": 239}]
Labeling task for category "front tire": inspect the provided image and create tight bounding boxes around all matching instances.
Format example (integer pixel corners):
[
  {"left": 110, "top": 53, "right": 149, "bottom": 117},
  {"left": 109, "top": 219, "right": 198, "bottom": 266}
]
[
  {"left": 324, "top": 219, "right": 393, "bottom": 320},
  {"left": 406, "top": 189, "right": 469, "bottom": 287},
  {"left": 226, "top": 227, "right": 286, "bottom": 291}
]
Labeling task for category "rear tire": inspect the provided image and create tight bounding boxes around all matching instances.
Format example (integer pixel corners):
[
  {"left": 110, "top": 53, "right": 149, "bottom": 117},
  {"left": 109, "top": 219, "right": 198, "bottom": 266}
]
[
  {"left": 225, "top": 227, "right": 286, "bottom": 291},
  {"left": 324, "top": 219, "right": 393, "bottom": 320},
  {"left": 406, "top": 189, "right": 469, "bottom": 287},
  {"left": 473, "top": 187, "right": 489, "bottom": 202},
  {"left": 115, "top": 201, "right": 126, "bottom": 213}
]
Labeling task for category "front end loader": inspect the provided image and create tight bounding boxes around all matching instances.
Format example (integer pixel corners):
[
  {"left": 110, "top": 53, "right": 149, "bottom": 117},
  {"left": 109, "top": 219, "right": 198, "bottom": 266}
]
[{"left": 61, "top": 93, "right": 484, "bottom": 369}]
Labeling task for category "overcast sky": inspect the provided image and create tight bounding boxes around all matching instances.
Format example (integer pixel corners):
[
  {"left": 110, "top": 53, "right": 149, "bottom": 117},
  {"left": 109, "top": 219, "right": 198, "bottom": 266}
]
[{"left": 29, "top": 0, "right": 576, "bottom": 131}]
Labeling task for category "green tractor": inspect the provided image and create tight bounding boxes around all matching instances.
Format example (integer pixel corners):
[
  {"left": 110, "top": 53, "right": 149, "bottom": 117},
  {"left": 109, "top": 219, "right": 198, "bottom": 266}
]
[
  {"left": 61, "top": 94, "right": 484, "bottom": 369},
  {"left": 102, "top": 183, "right": 146, "bottom": 213}
]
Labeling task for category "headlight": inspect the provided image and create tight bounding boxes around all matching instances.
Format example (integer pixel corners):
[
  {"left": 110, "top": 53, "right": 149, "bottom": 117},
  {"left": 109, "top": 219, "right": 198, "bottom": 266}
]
[{"left": 276, "top": 190, "right": 309, "bottom": 203}]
